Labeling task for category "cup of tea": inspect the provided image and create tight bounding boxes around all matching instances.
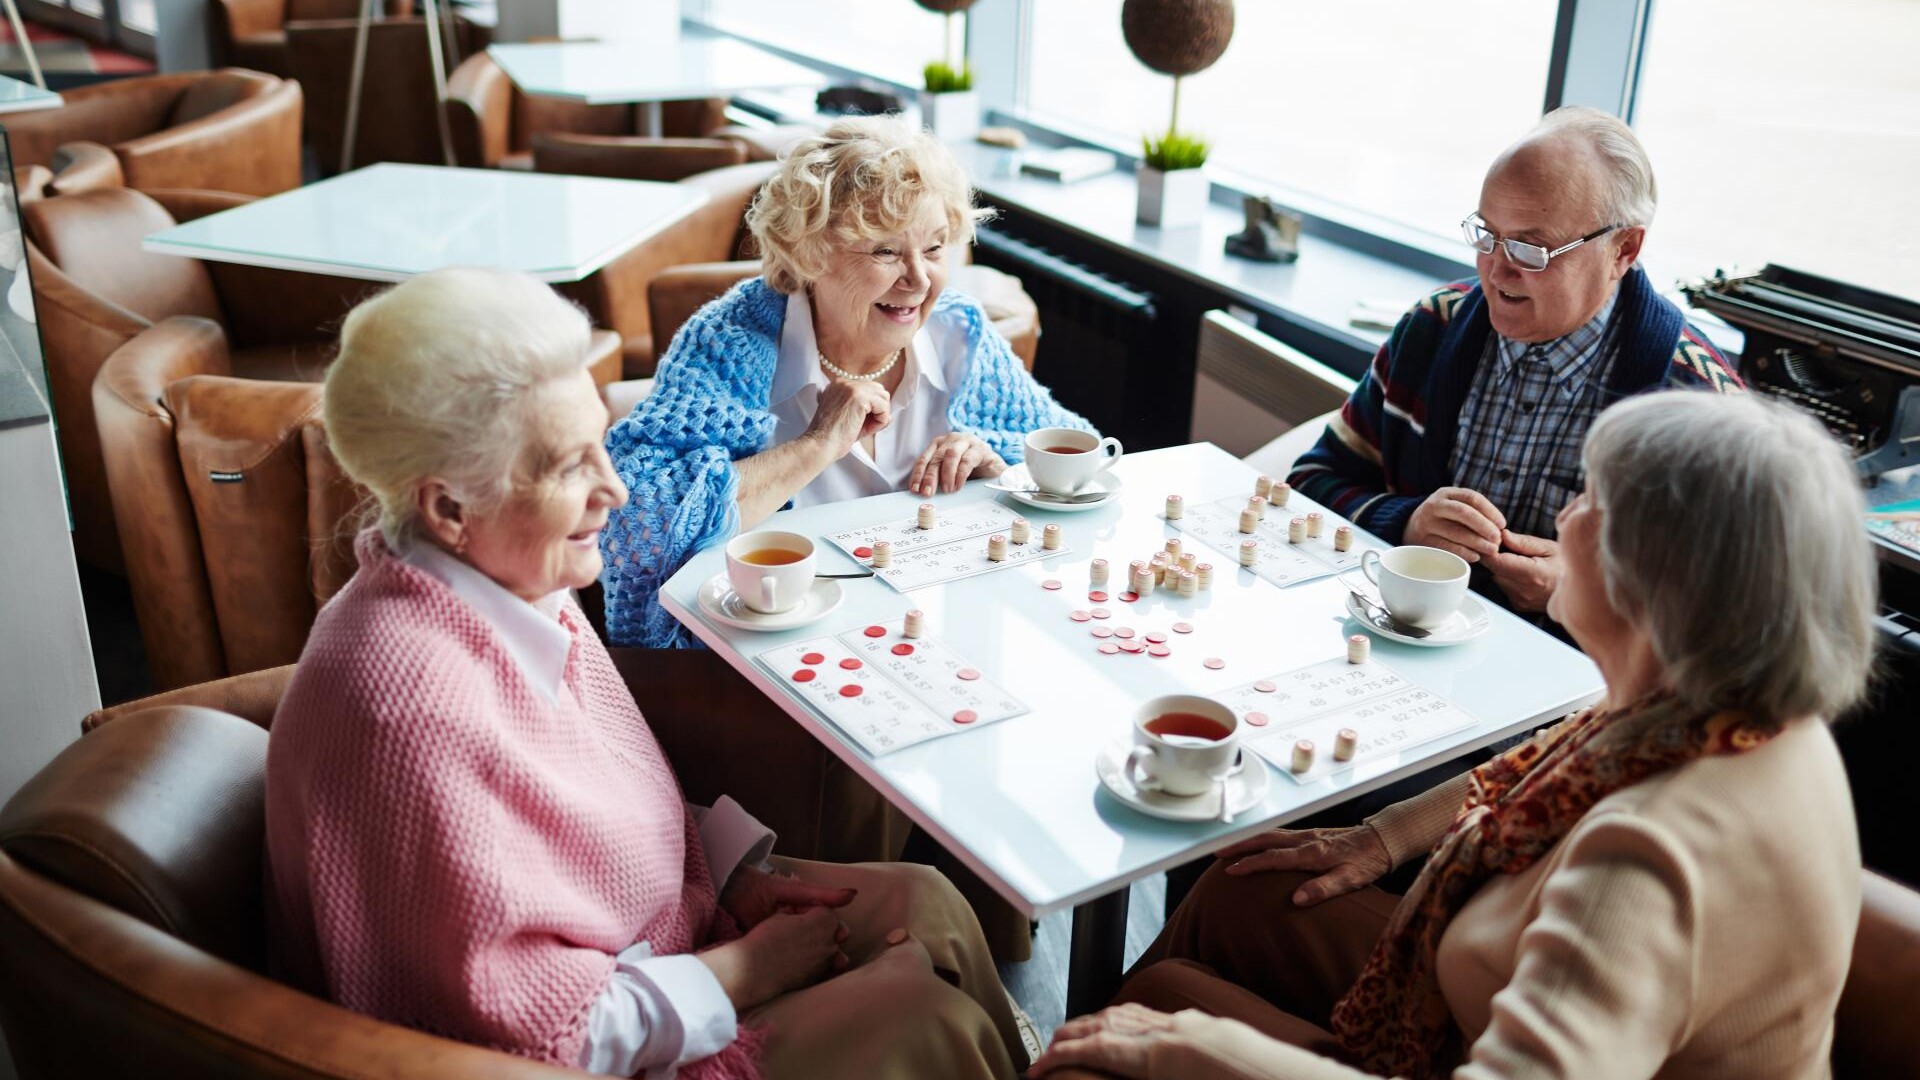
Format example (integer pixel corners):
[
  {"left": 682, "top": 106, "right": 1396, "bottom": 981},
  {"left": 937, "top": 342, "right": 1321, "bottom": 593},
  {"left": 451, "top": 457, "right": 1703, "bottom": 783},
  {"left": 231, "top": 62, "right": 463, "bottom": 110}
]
[
  {"left": 1126, "top": 694, "right": 1242, "bottom": 798},
  {"left": 1023, "top": 426, "right": 1123, "bottom": 495},
  {"left": 724, "top": 531, "right": 816, "bottom": 615},
  {"left": 1360, "top": 545, "right": 1469, "bottom": 629}
]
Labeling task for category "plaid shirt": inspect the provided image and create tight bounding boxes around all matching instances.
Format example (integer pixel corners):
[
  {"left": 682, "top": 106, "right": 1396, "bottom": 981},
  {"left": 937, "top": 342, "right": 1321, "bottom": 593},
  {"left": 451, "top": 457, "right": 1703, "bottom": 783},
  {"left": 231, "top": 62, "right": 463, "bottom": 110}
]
[{"left": 1448, "top": 291, "right": 1618, "bottom": 540}]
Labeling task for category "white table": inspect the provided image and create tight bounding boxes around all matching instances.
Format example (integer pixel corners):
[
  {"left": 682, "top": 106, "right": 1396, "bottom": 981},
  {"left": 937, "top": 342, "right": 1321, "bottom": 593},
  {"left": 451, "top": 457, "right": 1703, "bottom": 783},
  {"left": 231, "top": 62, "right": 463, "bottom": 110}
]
[
  {"left": 141, "top": 163, "right": 708, "bottom": 284},
  {"left": 0, "top": 73, "right": 58, "bottom": 114},
  {"left": 661, "top": 442, "right": 1604, "bottom": 1011},
  {"left": 488, "top": 30, "right": 826, "bottom": 136}
]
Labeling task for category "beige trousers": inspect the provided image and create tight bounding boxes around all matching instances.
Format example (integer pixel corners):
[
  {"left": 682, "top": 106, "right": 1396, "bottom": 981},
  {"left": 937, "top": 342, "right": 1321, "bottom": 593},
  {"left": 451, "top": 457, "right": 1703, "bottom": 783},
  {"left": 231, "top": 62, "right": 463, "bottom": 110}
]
[
  {"left": 748, "top": 857, "right": 1028, "bottom": 1079},
  {"left": 1126, "top": 863, "right": 1400, "bottom": 1057}
]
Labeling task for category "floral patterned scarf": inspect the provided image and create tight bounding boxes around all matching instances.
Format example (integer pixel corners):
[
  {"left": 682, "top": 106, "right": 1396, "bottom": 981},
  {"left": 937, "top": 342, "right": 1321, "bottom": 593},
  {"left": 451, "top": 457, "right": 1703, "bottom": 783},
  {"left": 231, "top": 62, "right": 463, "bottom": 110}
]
[{"left": 1330, "top": 692, "right": 1777, "bottom": 1078}]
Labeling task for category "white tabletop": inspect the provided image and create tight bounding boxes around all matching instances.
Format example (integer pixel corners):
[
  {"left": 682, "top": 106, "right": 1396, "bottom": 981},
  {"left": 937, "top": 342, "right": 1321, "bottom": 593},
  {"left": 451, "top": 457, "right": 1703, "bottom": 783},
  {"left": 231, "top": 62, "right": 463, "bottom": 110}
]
[
  {"left": 0, "top": 74, "right": 60, "bottom": 114},
  {"left": 661, "top": 444, "right": 1604, "bottom": 919},
  {"left": 141, "top": 164, "right": 708, "bottom": 284},
  {"left": 488, "top": 34, "right": 827, "bottom": 106}
]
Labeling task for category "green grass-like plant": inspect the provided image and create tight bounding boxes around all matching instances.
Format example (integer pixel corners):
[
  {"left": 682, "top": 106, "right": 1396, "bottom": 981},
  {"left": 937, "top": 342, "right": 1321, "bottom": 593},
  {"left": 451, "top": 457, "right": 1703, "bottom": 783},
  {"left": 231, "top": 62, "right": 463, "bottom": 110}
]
[
  {"left": 923, "top": 60, "right": 973, "bottom": 93},
  {"left": 1142, "top": 130, "right": 1210, "bottom": 171}
]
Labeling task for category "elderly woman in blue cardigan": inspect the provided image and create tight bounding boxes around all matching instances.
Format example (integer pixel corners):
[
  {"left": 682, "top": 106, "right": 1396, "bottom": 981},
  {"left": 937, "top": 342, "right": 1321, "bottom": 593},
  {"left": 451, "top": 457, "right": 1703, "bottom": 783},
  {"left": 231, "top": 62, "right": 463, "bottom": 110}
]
[{"left": 602, "top": 115, "right": 1088, "bottom": 649}]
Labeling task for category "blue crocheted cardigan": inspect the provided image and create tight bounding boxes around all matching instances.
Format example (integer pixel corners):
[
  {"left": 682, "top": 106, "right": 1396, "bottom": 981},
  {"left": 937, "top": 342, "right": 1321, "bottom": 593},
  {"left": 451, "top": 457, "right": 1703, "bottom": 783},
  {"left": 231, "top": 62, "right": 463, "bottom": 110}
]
[{"left": 601, "top": 276, "right": 1091, "bottom": 648}]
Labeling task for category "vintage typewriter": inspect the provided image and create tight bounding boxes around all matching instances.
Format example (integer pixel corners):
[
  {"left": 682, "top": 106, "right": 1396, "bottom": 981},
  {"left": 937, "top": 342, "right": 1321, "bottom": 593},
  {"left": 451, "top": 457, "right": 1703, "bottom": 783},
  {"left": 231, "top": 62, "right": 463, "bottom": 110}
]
[{"left": 1682, "top": 265, "right": 1920, "bottom": 478}]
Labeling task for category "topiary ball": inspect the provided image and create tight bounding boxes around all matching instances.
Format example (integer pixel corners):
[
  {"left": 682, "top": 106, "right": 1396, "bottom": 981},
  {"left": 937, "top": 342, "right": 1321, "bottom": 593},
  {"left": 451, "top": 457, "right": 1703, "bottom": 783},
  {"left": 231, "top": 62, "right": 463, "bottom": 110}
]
[
  {"left": 1122, "top": 0, "right": 1235, "bottom": 77},
  {"left": 914, "top": 0, "right": 978, "bottom": 12}
]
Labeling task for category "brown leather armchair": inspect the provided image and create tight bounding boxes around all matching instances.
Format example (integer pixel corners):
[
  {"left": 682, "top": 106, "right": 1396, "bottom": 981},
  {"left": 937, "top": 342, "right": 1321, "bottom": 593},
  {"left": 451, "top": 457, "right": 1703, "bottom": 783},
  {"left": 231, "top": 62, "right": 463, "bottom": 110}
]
[
  {"left": 24, "top": 186, "right": 382, "bottom": 574},
  {"left": 209, "top": 0, "right": 406, "bottom": 78},
  {"left": 1, "top": 69, "right": 303, "bottom": 198},
  {"left": 444, "top": 50, "right": 730, "bottom": 172},
  {"left": 91, "top": 311, "right": 622, "bottom": 693},
  {"left": 287, "top": 15, "right": 488, "bottom": 171}
]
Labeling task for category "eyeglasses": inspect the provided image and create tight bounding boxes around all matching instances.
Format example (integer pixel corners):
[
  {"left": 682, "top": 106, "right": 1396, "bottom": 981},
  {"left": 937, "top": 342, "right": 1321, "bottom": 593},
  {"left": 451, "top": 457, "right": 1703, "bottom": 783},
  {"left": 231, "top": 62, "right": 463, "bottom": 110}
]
[{"left": 1461, "top": 214, "right": 1622, "bottom": 272}]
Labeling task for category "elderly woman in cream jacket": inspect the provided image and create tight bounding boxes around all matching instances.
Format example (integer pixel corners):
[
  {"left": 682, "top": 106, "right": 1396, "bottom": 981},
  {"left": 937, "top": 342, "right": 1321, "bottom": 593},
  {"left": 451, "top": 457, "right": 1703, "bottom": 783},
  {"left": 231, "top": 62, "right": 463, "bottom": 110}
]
[{"left": 1037, "top": 391, "right": 1872, "bottom": 1080}]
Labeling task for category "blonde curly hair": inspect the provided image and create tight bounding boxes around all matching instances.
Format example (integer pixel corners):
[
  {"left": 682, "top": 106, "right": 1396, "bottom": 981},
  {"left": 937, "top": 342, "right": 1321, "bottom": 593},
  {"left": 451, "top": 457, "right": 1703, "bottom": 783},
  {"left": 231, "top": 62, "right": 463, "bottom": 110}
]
[{"left": 747, "top": 115, "right": 992, "bottom": 294}]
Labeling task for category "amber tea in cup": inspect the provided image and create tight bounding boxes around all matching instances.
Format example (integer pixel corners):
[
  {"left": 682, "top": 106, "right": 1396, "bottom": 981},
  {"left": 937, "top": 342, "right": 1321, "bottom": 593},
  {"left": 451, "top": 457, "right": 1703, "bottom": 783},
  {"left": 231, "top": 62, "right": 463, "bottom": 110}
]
[
  {"left": 1143, "top": 712, "right": 1233, "bottom": 745},
  {"left": 739, "top": 548, "right": 806, "bottom": 566},
  {"left": 1127, "top": 695, "right": 1241, "bottom": 797}
]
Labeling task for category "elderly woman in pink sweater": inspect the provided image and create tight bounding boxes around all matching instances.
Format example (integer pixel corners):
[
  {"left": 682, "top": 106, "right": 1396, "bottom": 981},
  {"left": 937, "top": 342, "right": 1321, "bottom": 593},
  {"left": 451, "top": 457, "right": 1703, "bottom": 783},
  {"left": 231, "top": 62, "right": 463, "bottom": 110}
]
[
  {"left": 265, "top": 268, "right": 1023, "bottom": 1080},
  {"left": 1037, "top": 391, "right": 1874, "bottom": 1080}
]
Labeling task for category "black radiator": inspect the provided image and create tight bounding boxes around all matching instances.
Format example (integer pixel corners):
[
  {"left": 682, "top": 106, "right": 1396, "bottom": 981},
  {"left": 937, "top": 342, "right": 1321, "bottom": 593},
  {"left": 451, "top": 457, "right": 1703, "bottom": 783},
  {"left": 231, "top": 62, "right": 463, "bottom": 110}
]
[{"left": 974, "top": 226, "right": 1189, "bottom": 449}]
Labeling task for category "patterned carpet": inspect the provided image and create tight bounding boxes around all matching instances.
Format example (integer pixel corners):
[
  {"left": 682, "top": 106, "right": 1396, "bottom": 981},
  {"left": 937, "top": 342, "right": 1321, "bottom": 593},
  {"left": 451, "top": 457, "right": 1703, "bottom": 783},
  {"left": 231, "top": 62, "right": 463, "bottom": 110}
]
[{"left": 1, "top": 16, "right": 153, "bottom": 77}]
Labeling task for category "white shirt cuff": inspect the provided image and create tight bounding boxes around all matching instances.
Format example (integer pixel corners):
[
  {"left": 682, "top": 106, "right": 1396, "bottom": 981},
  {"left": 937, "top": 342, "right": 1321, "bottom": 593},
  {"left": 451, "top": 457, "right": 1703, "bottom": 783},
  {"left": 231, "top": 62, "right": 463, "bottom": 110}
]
[
  {"left": 578, "top": 944, "right": 738, "bottom": 1078},
  {"left": 693, "top": 795, "right": 776, "bottom": 891}
]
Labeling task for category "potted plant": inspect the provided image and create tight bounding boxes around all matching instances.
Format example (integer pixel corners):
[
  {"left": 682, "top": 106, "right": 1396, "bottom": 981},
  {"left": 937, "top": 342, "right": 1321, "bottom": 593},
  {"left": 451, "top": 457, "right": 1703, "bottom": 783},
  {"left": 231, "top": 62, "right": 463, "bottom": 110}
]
[
  {"left": 1123, "top": 0, "right": 1235, "bottom": 228},
  {"left": 916, "top": 0, "right": 981, "bottom": 140}
]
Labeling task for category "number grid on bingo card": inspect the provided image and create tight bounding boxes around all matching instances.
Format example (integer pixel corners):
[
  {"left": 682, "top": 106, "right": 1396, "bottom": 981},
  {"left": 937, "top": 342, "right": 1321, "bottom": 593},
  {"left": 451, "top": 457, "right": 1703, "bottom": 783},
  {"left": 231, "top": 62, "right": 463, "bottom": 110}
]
[
  {"left": 754, "top": 621, "right": 1029, "bottom": 757},
  {"left": 1215, "top": 657, "right": 1479, "bottom": 784},
  {"left": 823, "top": 501, "right": 1070, "bottom": 592},
  {"left": 1171, "top": 494, "right": 1381, "bottom": 588}
]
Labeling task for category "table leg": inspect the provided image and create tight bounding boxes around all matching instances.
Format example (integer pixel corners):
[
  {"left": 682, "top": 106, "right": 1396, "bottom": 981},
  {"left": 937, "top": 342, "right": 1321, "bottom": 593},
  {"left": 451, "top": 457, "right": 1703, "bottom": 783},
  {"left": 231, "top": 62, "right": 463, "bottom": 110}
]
[
  {"left": 340, "top": 0, "right": 376, "bottom": 173},
  {"left": 642, "top": 101, "right": 664, "bottom": 138},
  {"left": 419, "top": 0, "right": 459, "bottom": 166},
  {"left": 1066, "top": 888, "right": 1130, "bottom": 1018},
  {"left": 1, "top": 0, "right": 44, "bottom": 89}
]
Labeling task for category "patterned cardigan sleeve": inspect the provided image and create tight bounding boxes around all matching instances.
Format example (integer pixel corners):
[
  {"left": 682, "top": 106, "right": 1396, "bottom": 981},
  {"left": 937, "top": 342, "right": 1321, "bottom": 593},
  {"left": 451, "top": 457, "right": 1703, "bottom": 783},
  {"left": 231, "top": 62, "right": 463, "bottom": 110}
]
[
  {"left": 600, "top": 286, "right": 779, "bottom": 649},
  {"left": 941, "top": 291, "right": 1093, "bottom": 460},
  {"left": 1287, "top": 306, "right": 1429, "bottom": 544}
]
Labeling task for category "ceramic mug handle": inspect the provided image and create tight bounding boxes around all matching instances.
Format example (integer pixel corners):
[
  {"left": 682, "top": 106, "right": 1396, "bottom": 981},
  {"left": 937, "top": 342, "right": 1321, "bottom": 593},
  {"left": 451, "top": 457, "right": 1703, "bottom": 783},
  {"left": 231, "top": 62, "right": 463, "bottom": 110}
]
[
  {"left": 1361, "top": 549, "right": 1384, "bottom": 588},
  {"left": 1125, "top": 745, "right": 1162, "bottom": 792},
  {"left": 1097, "top": 436, "right": 1124, "bottom": 466}
]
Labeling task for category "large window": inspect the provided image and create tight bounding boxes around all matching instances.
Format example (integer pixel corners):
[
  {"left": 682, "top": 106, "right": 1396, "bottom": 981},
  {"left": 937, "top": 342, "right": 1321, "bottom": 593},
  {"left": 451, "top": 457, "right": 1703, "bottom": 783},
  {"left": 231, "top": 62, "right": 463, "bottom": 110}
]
[
  {"left": 1632, "top": 0, "right": 1920, "bottom": 302},
  {"left": 701, "top": 0, "right": 950, "bottom": 89},
  {"left": 1024, "top": 0, "right": 1557, "bottom": 240}
]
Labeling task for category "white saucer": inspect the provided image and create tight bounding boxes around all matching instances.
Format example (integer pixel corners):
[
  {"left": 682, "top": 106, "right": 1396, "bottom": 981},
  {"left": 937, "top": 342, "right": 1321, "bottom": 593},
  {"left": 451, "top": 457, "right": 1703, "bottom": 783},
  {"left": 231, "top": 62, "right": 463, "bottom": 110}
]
[
  {"left": 1344, "top": 590, "right": 1491, "bottom": 647},
  {"left": 1094, "top": 741, "right": 1271, "bottom": 822},
  {"left": 697, "top": 574, "right": 844, "bottom": 632},
  {"left": 991, "top": 463, "right": 1123, "bottom": 513}
]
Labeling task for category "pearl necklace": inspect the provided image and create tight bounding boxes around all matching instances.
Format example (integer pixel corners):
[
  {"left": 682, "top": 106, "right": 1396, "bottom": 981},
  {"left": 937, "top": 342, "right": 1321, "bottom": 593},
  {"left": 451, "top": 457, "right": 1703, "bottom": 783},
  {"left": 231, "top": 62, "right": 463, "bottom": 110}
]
[{"left": 817, "top": 346, "right": 903, "bottom": 382}]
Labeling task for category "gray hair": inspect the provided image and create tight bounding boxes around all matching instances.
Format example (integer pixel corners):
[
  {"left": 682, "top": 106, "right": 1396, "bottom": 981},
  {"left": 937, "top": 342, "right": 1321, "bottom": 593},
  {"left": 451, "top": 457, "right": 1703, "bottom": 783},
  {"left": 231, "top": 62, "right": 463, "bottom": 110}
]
[
  {"left": 747, "top": 114, "right": 992, "bottom": 294},
  {"left": 321, "top": 267, "right": 594, "bottom": 550},
  {"left": 1583, "top": 392, "right": 1877, "bottom": 725},
  {"left": 1531, "top": 105, "right": 1658, "bottom": 229}
]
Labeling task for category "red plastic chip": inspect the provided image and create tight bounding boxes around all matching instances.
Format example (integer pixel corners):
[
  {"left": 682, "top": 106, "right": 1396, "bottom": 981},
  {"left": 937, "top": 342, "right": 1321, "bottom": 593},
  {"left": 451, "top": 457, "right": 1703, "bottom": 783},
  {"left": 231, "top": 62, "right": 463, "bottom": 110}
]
[
  {"left": 1203, "top": 657, "right": 1225, "bottom": 670},
  {"left": 792, "top": 669, "right": 816, "bottom": 683},
  {"left": 839, "top": 684, "right": 862, "bottom": 698},
  {"left": 892, "top": 643, "right": 915, "bottom": 656},
  {"left": 956, "top": 668, "right": 981, "bottom": 681},
  {"left": 952, "top": 710, "right": 978, "bottom": 724},
  {"left": 801, "top": 652, "right": 826, "bottom": 664},
  {"left": 853, "top": 546, "right": 873, "bottom": 558},
  {"left": 1245, "top": 711, "right": 1269, "bottom": 727},
  {"left": 863, "top": 625, "right": 887, "bottom": 638},
  {"left": 839, "top": 658, "right": 863, "bottom": 670}
]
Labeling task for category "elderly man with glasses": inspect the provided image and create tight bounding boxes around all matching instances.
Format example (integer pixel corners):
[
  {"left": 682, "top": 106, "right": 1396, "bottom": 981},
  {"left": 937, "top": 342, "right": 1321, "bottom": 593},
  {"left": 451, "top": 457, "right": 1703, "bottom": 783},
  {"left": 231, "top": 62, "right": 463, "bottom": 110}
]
[{"left": 1290, "top": 106, "right": 1741, "bottom": 617}]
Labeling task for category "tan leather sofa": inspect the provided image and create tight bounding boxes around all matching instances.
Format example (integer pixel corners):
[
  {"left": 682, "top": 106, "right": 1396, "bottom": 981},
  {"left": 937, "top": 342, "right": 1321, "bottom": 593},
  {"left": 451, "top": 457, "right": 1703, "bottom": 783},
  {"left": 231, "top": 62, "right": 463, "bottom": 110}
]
[
  {"left": 25, "top": 186, "right": 382, "bottom": 574},
  {"left": 1, "top": 69, "right": 303, "bottom": 198},
  {"left": 445, "top": 50, "right": 732, "bottom": 173},
  {"left": 2, "top": 686, "right": 1917, "bottom": 1079},
  {"left": 91, "top": 311, "right": 622, "bottom": 693}
]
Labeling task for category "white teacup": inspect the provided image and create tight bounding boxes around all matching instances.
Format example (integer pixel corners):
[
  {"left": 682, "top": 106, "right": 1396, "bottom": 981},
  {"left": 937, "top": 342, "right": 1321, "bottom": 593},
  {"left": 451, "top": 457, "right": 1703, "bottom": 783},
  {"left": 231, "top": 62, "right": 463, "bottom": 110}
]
[
  {"left": 1360, "top": 545, "right": 1470, "bottom": 629},
  {"left": 1126, "top": 694, "right": 1242, "bottom": 798},
  {"left": 1023, "top": 426, "right": 1123, "bottom": 495},
  {"left": 725, "top": 531, "right": 816, "bottom": 615}
]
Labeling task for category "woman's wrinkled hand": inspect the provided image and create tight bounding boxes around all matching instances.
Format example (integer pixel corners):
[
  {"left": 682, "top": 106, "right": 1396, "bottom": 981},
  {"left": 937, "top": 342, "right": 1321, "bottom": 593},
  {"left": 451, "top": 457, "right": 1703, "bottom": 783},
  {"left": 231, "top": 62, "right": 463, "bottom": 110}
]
[
  {"left": 804, "top": 379, "right": 893, "bottom": 461},
  {"left": 719, "top": 865, "right": 856, "bottom": 930},
  {"left": 703, "top": 906, "right": 850, "bottom": 1011},
  {"left": 1029, "top": 1003, "right": 1183, "bottom": 1078},
  {"left": 1212, "top": 825, "right": 1392, "bottom": 907},
  {"left": 907, "top": 432, "right": 1007, "bottom": 495}
]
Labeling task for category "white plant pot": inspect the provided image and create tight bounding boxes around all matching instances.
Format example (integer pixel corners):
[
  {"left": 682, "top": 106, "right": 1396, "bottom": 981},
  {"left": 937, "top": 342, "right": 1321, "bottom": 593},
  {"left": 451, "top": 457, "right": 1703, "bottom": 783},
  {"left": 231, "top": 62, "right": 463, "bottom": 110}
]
[
  {"left": 1136, "top": 166, "right": 1209, "bottom": 229},
  {"left": 919, "top": 89, "right": 981, "bottom": 142}
]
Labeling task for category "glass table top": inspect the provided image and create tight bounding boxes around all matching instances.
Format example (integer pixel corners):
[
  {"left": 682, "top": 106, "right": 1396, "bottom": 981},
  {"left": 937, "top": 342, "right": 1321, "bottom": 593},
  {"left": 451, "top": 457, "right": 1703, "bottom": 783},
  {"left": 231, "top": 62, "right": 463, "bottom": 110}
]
[
  {"left": 488, "top": 32, "right": 827, "bottom": 105},
  {"left": 0, "top": 75, "right": 61, "bottom": 115},
  {"left": 142, "top": 164, "right": 709, "bottom": 284}
]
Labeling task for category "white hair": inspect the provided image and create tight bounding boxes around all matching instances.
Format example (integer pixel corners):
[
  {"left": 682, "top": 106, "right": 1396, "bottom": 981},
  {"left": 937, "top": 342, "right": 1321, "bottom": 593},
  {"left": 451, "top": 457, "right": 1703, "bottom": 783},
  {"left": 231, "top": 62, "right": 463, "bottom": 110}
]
[
  {"left": 1531, "top": 105, "right": 1658, "bottom": 229},
  {"left": 1583, "top": 392, "right": 1877, "bottom": 725},
  {"left": 321, "top": 267, "right": 594, "bottom": 550}
]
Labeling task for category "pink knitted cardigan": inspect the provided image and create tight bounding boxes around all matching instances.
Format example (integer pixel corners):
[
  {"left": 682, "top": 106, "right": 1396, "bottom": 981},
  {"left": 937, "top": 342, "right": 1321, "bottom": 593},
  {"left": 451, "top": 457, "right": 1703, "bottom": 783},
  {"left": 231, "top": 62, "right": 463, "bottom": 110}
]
[{"left": 266, "top": 531, "right": 757, "bottom": 1078}]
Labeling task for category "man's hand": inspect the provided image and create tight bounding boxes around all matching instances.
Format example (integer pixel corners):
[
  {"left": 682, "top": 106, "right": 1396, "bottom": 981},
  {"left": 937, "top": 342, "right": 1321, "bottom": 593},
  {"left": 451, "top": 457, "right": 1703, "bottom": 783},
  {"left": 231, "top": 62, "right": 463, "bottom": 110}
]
[
  {"left": 1405, "top": 487, "right": 1506, "bottom": 563},
  {"left": 1212, "top": 825, "right": 1392, "bottom": 907},
  {"left": 1486, "top": 529, "right": 1562, "bottom": 612},
  {"left": 719, "top": 865, "right": 856, "bottom": 931},
  {"left": 1029, "top": 1003, "right": 1185, "bottom": 1078}
]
